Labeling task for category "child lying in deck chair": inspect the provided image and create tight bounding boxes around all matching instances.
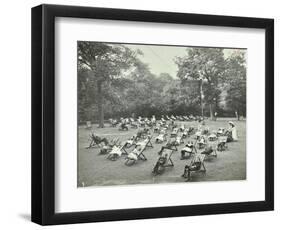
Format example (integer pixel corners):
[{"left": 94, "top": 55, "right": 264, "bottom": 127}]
[
  {"left": 154, "top": 125, "right": 161, "bottom": 133},
  {"left": 171, "top": 128, "right": 179, "bottom": 138},
  {"left": 86, "top": 133, "right": 109, "bottom": 149},
  {"left": 125, "top": 143, "right": 147, "bottom": 165},
  {"left": 152, "top": 147, "right": 174, "bottom": 175},
  {"left": 99, "top": 137, "right": 120, "bottom": 155},
  {"left": 217, "top": 127, "right": 225, "bottom": 136},
  {"left": 201, "top": 126, "right": 210, "bottom": 135},
  {"left": 170, "top": 115, "right": 176, "bottom": 121},
  {"left": 188, "top": 126, "right": 195, "bottom": 136},
  {"left": 135, "top": 135, "right": 153, "bottom": 148},
  {"left": 107, "top": 142, "right": 128, "bottom": 161},
  {"left": 124, "top": 135, "right": 137, "bottom": 148},
  {"left": 183, "top": 115, "right": 190, "bottom": 121},
  {"left": 179, "top": 124, "right": 185, "bottom": 132},
  {"left": 197, "top": 135, "right": 207, "bottom": 149},
  {"left": 155, "top": 130, "right": 167, "bottom": 143},
  {"left": 217, "top": 136, "right": 228, "bottom": 151},
  {"left": 166, "top": 115, "right": 171, "bottom": 121},
  {"left": 109, "top": 118, "right": 118, "bottom": 127},
  {"left": 182, "top": 129, "right": 188, "bottom": 138},
  {"left": 136, "top": 128, "right": 150, "bottom": 139},
  {"left": 208, "top": 133, "right": 218, "bottom": 142},
  {"left": 130, "top": 122, "right": 138, "bottom": 129},
  {"left": 175, "top": 133, "right": 184, "bottom": 146},
  {"left": 197, "top": 134, "right": 218, "bottom": 158},
  {"left": 182, "top": 127, "right": 194, "bottom": 138},
  {"left": 178, "top": 116, "right": 184, "bottom": 121},
  {"left": 181, "top": 153, "right": 206, "bottom": 181},
  {"left": 165, "top": 138, "right": 178, "bottom": 151},
  {"left": 201, "top": 145, "right": 217, "bottom": 158},
  {"left": 194, "top": 129, "right": 202, "bottom": 140},
  {"left": 181, "top": 141, "right": 196, "bottom": 159},
  {"left": 119, "top": 123, "right": 129, "bottom": 131},
  {"left": 138, "top": 120, "right": 146, "bottom": 127}
]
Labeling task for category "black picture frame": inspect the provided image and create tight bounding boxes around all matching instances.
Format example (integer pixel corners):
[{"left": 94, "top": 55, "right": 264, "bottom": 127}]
[{"left": 31, "top": 4, "right": 274, "bottom": 225}]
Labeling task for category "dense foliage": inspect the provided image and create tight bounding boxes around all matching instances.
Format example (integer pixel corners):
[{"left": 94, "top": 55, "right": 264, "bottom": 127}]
[{"left": 78, "top": 42, "right": 246, "bottom": 125}]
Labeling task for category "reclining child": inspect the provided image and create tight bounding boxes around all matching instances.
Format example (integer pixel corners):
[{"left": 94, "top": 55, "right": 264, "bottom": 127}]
[
  {"left": 155, "top": 130, "right": 167, "bottom": 143},
  {"left": 181, "top": 141, "right": 195, "bottom": 159},
  {"left": 181, "top": 154, "right": 205, "bottom": 180}
]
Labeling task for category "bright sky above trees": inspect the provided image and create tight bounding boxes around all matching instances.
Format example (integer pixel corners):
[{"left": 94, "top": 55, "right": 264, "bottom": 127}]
[{"left": 125, "top": 44, "right": 245, "bottom": 78}]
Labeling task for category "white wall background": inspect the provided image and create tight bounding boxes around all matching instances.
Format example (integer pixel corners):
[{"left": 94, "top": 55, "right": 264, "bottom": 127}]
[{"left": 0, "top": 0, "right": 278, "bottom": 229}]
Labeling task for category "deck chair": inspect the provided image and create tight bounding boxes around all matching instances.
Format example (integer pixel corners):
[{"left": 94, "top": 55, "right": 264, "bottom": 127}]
[
  {"left": 136, "top": 128, "right": 150, "bottom": 139},
  {"left": 166, "top": 115, "right": 171, "bottom": 121},
  {"left": 152, "top": 147, "right": 175, "bottom": 175},
  {"left": 109, "top": 119, "right": 118, "bottom": 127},
  {"left": 135, "top": 135, "right": 153, "bottom": 148},
  {"left": 155, "top": 132, "right": 167, "bottom": 143},
  {"left": 183, "top": 116, "right": 189, "bottom": 121},
  {"left": 85, "top": 121, "right": 92, "bottom": 129},
  {"left": 119, "top": 123, "right": 129, "bottom": 131},
  {"left": 124, "top": 135, "right": 137, "bottom": 148},
  {"left": 130, "top": 122, "right": 138, "bottom": 129},
  {"left": 188, "top": 127, "right": 195, "bottom": 136},
  {"left": 217, "top": 136, "right": 228, "bottom": 151},
  {"left": 165, "top": 138, "right": 178, "bottom": 151},
  {"left": 175, "top": 133, "right": 184, "bottom": 146},
  {"left": 182, "top": 128, "right": 189, "bottom": 138},
  {"left": 161, "top": 117, "right": 166, "bottom": 123},
  {"left": 139, "top": 121, "right": 146, "bottom": 127},
  {"left": 202, "top": 127, "right": 210, "bottom": 135},
  {"left": 208, "top": 133, "right": 218, "bottom": 142},
  {"left": 178, "top": 115, "right": 182, "bottom": 120},
  {"left": 197, "top": 135, "right": 207, "bottom": 149},
  {"left": 217, "top": 127, "right": 225, "bottom": 136},
  {"left": 86, "top": 133, "right": 109, "bottom": 149},
  {"left": 125, "top": 143, "right": 147, "bottom": 165},
  {"left": 201, "top": 145, "right": 217, "bottom": 158},
  {"left": 170, "top": 115, "right": 176, "bottom": 121},
  {"left": 179, "top": 124, "right": 185, "bottom": 132},
  {"left": 107, "top": 142, "right": 128, "bottom": 161},
  {"left": 171, "top": 128, "right": 179, "bottom": 138},
  {"left": 154, "top": 126, "right": 161, "bottom": 133},
  {"left": 146, "top": 121, "right": 154, "bottom": 128},
  {"left": 181, "top": 141, "right": 197, "bottom": 159},
  {"left": 99, "top": 137, "right": 120, "bottom": 154},
  {"left": 194, "top": 130, "right": 202, "bottom": 140},
  {"left": 181, "top": 153, "right": 206, "bottom": 181}
]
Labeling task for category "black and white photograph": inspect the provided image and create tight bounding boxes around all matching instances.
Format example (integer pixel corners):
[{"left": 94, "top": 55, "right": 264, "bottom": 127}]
[{"left": 77, "top": 41, "right": 247, "bottom": 187}]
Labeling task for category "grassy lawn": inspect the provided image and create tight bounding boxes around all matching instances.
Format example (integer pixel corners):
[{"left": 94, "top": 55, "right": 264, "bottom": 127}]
[{"left": 78, "top": 119, "right": 246, "bottom": 187}]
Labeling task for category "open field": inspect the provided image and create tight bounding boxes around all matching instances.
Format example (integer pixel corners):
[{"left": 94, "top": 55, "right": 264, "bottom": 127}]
[{"left": 78, "top": 119, "right": 246, "bottom": 187}]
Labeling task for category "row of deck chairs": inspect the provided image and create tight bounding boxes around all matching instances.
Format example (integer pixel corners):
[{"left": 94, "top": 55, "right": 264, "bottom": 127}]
[
  {"left": 85, "top": 114, "right": 205, "bottom": 131},
  {"left": 86, "top": 122, "right": 232, "bottom": 181},
  {"left": 179, "top": 128, "right": 232, "bottom": 181},
  {"left": 105, "top": 135, "right": 153, "bottom": 165},
  {"left": 106, "top": 114, "right": 204, "bottom": 130},
  {"left": 88, "top": 124, "right": 228, "bottom": 156}
]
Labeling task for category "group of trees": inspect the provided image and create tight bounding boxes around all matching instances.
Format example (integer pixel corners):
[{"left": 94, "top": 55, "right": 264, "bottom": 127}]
[
  {"left": 175, "top": 48, "right": 246, "bottom": 120},
  {"left": 78, "top": 42, "right": 246, "bottom": 127}
]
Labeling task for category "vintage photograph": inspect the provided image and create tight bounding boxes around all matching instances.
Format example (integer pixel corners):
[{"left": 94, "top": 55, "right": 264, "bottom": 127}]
[{"left": 77, "top": 41, "right": 246, "bottom": 187}]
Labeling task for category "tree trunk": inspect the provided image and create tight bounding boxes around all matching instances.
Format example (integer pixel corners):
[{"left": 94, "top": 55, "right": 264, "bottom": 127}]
[
  {"left": 236, "top": 110, "right": 240, "bottom": 121},
  {"left": 97, "top": 81, "right": 104, "bottom": 128},
  {"left": 209, "top": 104, "right": 214, "bottom": 121}
]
